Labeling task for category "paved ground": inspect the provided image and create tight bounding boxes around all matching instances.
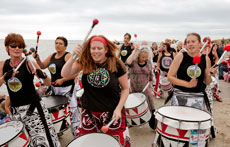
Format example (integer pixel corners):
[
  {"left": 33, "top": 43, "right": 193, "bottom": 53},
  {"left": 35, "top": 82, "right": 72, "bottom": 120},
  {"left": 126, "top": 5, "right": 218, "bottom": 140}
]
[{"left": 59, "top": 80, "right": 230, "bottom": 147}]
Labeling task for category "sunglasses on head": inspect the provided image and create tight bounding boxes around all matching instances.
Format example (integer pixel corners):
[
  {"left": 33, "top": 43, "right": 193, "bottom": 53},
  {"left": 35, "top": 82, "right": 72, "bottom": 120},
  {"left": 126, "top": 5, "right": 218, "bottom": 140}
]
[{"left": 9, "top": 44, "right": 24, "bottom": 49}]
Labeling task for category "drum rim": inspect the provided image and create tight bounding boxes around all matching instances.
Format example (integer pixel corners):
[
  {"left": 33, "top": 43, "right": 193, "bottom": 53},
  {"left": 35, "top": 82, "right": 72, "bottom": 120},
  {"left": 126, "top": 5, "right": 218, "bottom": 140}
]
[
  {"left": 125, "top": 93, "right": 147, "bottom": 109},
  {"left": 156, "top": 105, "right": 211, "bottom": 123},
  {"left": 0, "top": 121, "right": 24, "bottom": 146},
  {"left": 67, "top": 132, "right": 121, "bottom": 146}
]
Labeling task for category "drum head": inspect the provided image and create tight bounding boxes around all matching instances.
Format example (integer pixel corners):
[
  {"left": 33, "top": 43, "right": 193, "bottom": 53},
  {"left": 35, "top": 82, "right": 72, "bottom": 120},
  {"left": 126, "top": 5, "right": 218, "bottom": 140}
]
[
  {"left": 125, "top": 93, "right": 146, "bottom": 109},
  {"left": 157, "top": 106, "right": 211, "bottom": 122},
  {"left": 42, "top": 95, "right": 68, "bottom": 109},
  {"left": 68, "top": 133, "right": 120, "bottom": 147},
  {"left": 0, "top": 121, "right": 23, "bottom": 146}
]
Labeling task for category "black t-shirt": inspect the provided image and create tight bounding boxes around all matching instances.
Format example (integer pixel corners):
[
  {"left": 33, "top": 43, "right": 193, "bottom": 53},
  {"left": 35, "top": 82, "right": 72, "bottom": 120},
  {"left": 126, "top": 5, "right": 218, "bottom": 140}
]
[
  {"left": 48, "top": 52, "right": 74, "bottom": 87},
  {"left": 120, "top": 44, "right": 133, "bottom": 63},
  {"left": 3, "top": 59, "right": 40, "bottom": 107},
  {"left": 81, "top": 60, "right": 126, "bottom": 112},
  {"left": 175, "top": 52, "right": 206, "bottom": 92}
]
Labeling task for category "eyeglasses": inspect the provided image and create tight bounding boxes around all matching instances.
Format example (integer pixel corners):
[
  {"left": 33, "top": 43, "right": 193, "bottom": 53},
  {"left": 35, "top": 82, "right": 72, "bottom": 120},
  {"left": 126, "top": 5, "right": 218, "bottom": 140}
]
[{"left": 9, "top": 44, "right": 24, "bottom": 49}]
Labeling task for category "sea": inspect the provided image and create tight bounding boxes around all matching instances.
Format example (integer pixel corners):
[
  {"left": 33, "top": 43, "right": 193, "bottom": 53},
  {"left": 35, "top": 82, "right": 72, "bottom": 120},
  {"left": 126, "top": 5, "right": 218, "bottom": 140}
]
[{"left": 0, "top": 39, "right": 82, "bottom": 94}]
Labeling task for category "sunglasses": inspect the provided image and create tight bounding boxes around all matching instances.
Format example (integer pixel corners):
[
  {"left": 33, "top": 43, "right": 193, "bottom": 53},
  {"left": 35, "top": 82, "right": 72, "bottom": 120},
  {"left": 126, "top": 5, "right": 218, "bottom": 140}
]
[{"left": 9, "top": 44, "right": 24, "bottom": 49}]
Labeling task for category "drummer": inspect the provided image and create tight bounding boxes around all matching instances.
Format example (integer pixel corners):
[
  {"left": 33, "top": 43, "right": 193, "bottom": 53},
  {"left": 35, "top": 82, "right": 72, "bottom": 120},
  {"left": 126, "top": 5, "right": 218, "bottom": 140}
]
[
  {"left": 167, "top": 32, "right": 217, "bottom": 111},
  {"left": 126, "top": 45, "right": 156, "bottom": 130},
  {"left": 33, "top": 36, "right": 80, "bottom": 135},
  {"left": 61, "top": 35, "right": 130, "bottom": 146},
  {"left": 156, "top": 42, "right": 175, "bottom": 96},
  {"left": 0, "top": 33, "right": 60, "bottom": 147}
]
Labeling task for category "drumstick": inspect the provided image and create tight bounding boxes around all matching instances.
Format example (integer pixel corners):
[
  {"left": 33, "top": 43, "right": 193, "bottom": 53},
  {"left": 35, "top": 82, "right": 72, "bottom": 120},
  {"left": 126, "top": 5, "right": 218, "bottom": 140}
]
[
  {"left": 142, "top": 82, "right": 150, "bottom": 93},
  {"left": 134, "top": 33, "right": 137, "bottom": 44},
  {"left": 101, "top": 118, "right": 116, "bottom": 133},
  {"left": 14, "top": 57, "right": 27, "bottom": 72},
  {"left": 34, "top": 31, "right": 41, "bottom": 58},
  {"left": 72, "top": 19, "right": 99, "bottom": 60},
  {"left": 192, "top": 55, "right": 201, "bottom": 79},
  {"left": 213, "top": 43, "right": 230, "bottom": 68},
  {"left": 200, "top": 38, "right": 211, "bottom": 53}
]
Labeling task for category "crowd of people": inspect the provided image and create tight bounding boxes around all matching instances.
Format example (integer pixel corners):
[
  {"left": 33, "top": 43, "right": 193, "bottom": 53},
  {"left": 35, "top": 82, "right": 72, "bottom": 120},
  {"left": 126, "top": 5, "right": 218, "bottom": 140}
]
[{"left": 0, "top": 32, "right": 228, "bottom": 147}]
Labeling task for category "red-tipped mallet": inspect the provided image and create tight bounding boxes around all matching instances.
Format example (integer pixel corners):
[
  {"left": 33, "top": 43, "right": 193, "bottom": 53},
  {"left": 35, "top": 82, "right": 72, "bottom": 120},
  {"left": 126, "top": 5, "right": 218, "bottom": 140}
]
[
  {"left": 200, "top": 38, "right": 211, "bottom": 53},
  {"left": 213, "top": 43, "right": 230, "bottom": 68},
  {"left": 35, "top": 81, "right": 41, "bottom": 87},
  {"left": 192, "top": 55, "right": 201, "bottom": 78},
  {"left": 101, "top": 118, "right": 116, "bottom": 133},
  {"left": 72, "top": 19, "right": 99, "bottom": 60},
  {"left": 134, "top": 33, "right": 137, "bottom": 43},
  {"left": 34, "top": 31, "right": 41, "bottom": 58}
]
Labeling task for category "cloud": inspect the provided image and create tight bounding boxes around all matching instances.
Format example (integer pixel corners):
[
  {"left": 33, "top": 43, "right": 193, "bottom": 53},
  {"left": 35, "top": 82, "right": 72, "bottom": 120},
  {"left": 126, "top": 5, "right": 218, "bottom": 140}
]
[{"left": 0, "top": 0, "right": 229, "bottom": 42}]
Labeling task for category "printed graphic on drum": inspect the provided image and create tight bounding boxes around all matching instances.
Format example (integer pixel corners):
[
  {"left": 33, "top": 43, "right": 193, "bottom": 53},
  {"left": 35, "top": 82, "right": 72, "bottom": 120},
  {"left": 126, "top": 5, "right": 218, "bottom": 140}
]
[
  {"left": 0, "top": 121, "right": 30, "bottom": 147},
  {"left": 154, "top": 106, "right": 211, "bottom": 147},
  {"left": 124, "top": 93, "right": 152, "bottom": 126},
  {"left": 42, "top": 95, "right": 70, "bottom": 135},
  {"left": 159, "top": 77, "right": 172, "bottom": 91},
  {"left": 67, "top": 132, "right": 121, "bottom": 147}
]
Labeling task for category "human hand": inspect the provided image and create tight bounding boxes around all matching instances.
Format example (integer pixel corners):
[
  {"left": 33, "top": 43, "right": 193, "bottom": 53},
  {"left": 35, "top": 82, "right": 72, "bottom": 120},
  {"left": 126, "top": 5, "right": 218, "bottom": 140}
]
[{"left": 187, "top": 78, "right": 198, "bottom": 88}]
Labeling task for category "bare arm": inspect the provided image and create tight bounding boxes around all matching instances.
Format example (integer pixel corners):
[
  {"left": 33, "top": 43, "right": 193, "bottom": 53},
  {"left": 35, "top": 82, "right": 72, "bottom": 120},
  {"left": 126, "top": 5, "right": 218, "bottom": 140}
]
[
  {"left": 156, "top": 53, "right": 162, "bottom": 70},
  {"left": 126, "top": 45, "right": 138, "bottom": 65},
  {"left": 204, "top": 56, "right": 212, "bottom": 85},
  {"left": 62, "top": 44, "right": 82, "bottom": 77},
  {"left": 34, "top": 53, "right": 53, "bottom": 69},
  {"left": 31, "top": 61, "right": 51, "bottom": 86},
  {"left": 5, "top": 96, "right": 11, "bottom": 115},
  {"left": 0, "top": 61, "right": 5, "bottom": 86},
  {"left": 113, "top": 73, "right": 129, "bottom": 120}
]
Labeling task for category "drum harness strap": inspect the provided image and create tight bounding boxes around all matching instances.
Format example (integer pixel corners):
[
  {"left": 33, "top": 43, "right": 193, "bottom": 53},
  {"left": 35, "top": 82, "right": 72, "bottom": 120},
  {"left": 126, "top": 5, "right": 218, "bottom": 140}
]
[
  {"left": 27, "top": 101, "right": 55, "bottom": 147},
  {"left": 164, "top": 90, "right": 211, "bottom": 113}
]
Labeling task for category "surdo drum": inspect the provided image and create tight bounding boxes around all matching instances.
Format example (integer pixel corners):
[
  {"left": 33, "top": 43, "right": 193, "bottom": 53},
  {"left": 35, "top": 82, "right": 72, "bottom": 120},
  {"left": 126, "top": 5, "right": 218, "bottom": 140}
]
[
  {"left": 124, "top": 93, "right": 152, "bottom": 126},
  {"left": 159, "top": 77, "right": 172, "bottom": 91},
  {"left": 0, "top": 121, "right": 30, "bottom": 147},
  {"left": 42, "top": 95, "right": 71, "bottom": 135},
  {"left": 154, "top": 106, "right": 211, "bottom": 147},
  {"left": 67, "top": 133, "right": 121, "bottom": 147}
]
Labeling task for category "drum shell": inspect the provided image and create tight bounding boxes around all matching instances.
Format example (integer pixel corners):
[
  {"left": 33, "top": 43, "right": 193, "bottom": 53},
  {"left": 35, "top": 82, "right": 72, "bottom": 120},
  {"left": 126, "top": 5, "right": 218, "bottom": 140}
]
[
  {"left": 124, "top": 93, "right": 152, "bottom": 126},
  {"left": 159, "top": 77, "right": 172, "bottom": 91},
  {"left": 154, "top": 106, "right": 212, "bottom": 146},
  {"left": 42, "top": 96, "right": 70, "bottom": 134}
]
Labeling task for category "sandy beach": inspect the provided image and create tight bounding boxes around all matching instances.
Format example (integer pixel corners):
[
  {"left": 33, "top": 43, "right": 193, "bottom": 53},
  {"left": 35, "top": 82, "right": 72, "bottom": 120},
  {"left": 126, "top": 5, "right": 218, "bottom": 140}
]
[{"left": 58, "top": 80, "right": 230, "bottom": 147}]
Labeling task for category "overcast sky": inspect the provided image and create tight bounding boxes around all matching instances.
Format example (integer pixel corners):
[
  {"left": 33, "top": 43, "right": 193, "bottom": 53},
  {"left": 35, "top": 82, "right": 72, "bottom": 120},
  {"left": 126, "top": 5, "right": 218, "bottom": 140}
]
[{"left": 0, "top": 0, "right": 229, "bottom": 42}]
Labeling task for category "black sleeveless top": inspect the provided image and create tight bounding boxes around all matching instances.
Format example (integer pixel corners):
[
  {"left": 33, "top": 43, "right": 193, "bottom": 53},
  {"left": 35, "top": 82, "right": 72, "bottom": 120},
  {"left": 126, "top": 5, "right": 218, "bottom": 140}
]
[
  {"left": 120, "top": 44, "right": 133, "bottom": 63},
  {"left": 160, "top": 52, "right": 173, "bottom": 72},
  {"left": 208, "top": 48, "right": 215, "bottom": 66},
  {"left": 175, "top": 52, "right": 206, "bottom": 92},
  {"left": 3, "top": 59, "right": 40, "bottom": 107},
  {"left": 48, "top": 52, "right": 74, "bottom": 87}
]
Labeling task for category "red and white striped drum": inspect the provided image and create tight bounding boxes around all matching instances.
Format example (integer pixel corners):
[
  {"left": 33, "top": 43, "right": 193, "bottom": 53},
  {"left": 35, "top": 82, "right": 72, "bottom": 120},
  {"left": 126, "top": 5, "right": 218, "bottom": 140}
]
[
  {"left": 154, "top": 106, "right": 211, "bottom": 147},
  {"left": 159, "top": 77, "right": 172, "bottom": 91},
  {"left": 0, "top": 121, "right": 30, "bottom": 147},
  {"left": 42, "top": 95, "right": 70, "bottom": 135},
  {"left": 67, "top": 133, "right": 121, "bottom": 147},
  {"left": 124, "top": 93, "right": 152, "bottom": 126}
]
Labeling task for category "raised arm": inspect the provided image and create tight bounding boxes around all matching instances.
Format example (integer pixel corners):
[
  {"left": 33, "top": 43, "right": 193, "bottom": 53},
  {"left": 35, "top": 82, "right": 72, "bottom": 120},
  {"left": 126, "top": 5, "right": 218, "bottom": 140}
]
[
  {"left": 126, "top": 44, "right": 139, "bottom": 65},
  {"left": 61, "top": 44, "right": 82, "bottom": 78}
]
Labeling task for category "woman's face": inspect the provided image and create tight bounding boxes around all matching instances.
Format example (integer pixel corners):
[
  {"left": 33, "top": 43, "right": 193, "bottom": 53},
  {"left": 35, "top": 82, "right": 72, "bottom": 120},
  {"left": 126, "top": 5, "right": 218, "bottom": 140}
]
[
  {"left": 55, "top": 39, "right": 66, "bottom": 52},
  {"left": 139, "top": 52, "right": 148, "bottom": 63},
  {"left": 7, "top": 43, "right": 24, "bottom": 58},
  {"left": 124, "top": 35, "right": 131, "bottom": 43},
  {"left": 90, "top": 41, "right": 108, "bottom": 64},
  {"left": 213, "top": 44, "right": 218, "bottom": 51},
  {"left": 186, "top": 35, "right": 201, "bottom": 55},
  {"left": 152, "top": 43, "right": 157, "bottom": 49}
]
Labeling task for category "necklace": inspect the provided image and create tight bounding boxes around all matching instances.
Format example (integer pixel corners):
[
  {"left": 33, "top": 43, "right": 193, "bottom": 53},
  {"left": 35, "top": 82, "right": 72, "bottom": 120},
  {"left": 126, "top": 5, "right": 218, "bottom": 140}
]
[{"left": 10, "top": 58, "right": 23, "bottom": 68}]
